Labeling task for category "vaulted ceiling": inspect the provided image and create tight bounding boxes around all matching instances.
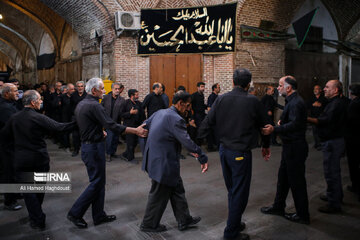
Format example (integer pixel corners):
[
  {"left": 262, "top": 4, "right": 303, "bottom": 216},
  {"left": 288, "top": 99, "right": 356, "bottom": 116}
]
[{"left": 0, "top": 0, "right": 360, "bottom": 71}]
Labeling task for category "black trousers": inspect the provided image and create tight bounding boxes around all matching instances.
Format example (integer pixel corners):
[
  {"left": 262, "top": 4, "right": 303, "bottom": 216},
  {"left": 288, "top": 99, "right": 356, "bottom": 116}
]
[
  {"left": 123, "top": 134, "right": 138, "bottom": 161},
  {"left": 72, "top": 128, "right": 81, "bottom": 152},
  {"left": 19, "top": 165, "right": 49, "bottom": 225},
  {"left": 273, "top": 140, "right": 309, "bottom": 219},
  {"left": 141, "top": 178, "right": 192, "bottom": 228},
  {"left": 68, "top": 142, "right": 106, "bottom": 222},
  {"left": 322, "top": 138, "right": 345, "bottom": 208},
  {"left": 345, "top": 137, "right": 360, "bottom": 194}
]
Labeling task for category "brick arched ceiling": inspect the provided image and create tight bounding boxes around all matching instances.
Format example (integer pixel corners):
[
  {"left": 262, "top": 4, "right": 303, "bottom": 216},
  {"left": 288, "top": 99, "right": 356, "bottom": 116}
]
[
  {"left": 0, "top": 50, "right": 12, "bottom": 66},
  {"left": 0, "top": 40, "right": 17, "bottom": 63},
  {"left": 322, "top": 0, "right": 360, "bottom": 41},
  {"left": 0, "top": 28, "right": 27, "bottom": 59},
  {"left": 1, "top": 0, "right": 63, "bottom": 53}
]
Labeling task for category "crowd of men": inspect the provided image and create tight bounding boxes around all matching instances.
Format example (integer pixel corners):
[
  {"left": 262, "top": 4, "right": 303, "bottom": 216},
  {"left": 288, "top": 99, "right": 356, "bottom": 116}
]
[{"left": 0, "top": 72, "right": 359, "bottom": 240}]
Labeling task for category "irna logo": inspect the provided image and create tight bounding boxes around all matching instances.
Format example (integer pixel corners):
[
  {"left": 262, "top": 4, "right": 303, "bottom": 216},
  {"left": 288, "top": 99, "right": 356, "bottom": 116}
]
[{"left": 34, "top": 172, "right": 71, "bottom": 182}]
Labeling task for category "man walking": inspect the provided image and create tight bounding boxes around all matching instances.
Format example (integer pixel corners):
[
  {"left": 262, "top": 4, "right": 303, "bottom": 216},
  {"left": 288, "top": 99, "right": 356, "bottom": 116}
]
[
  {"left": 199, "top": 68, "right": 271, "bottom": 240},
  {"left": 67, "top": 78, "right": 147, "bottom": 229},
  {"left": 140, "top": 90, "right": 208, "bottom": 233}
]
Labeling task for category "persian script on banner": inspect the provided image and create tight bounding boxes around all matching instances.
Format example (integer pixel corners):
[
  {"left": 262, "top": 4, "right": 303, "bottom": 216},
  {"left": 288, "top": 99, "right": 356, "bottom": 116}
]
[{"left": 138, "top": 2, "right": 237, "bottom": 55}]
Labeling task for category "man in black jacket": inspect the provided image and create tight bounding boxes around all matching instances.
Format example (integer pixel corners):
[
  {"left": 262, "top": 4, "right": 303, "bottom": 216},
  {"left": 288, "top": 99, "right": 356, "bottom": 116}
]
[
  {"left": 191, "top": 82, "right": 207, "bottom": 145},
  {"left": 0, "top": 83, "right": 22, "bottom": 211},
  {"left": 308, "top": 80, "right": 348, "bottom": 213},
  {"left": 199, "top": 69, "right": 271, "bottom": 240},
  {"left": 261, "top": 86, "right": 281, "bottom": 146},
  {"left": 70, "top": 81, "right": 87, "bottom": 157},
  {"left": 0, "top": 90, "right": 75, "bottom": 230},
  {"left": 261, "top": 76, "right": 310, "bottom": 225},
  {"left": 307, "top": 85, "right": 327, "bottom": 150},
  {"left": 60, "top": 83, "right": 75, "bottom": 151},
  {"left": 142, "top": 83, "right": 166, "bottom": 118},
  {"left": 101, "top": 82, "right": 125, "bottom": 161},
  {"left": 121, "top": 89, "right": 145, "bottom": 162},
  {"left": 345, "top": 84, "right": 360, "bottom": 200}
]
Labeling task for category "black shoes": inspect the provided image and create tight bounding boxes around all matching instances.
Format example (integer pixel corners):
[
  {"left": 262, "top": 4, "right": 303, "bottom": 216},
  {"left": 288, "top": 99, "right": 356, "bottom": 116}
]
[
  {"left": 284, "top": 213, "right": 310, "bottom": 225},
  {"left": 178, "top": 216, "right": 201, "bottom": 231},
  {"left": 71, "top": 150, "right": 79, "bottom": 157},
  {"left": 30, "top": 220, "right": 45, "bottom": 231},
  {"left": 271, "top": 142, "right": 282, "bottom": 146},
  {"left": 140, "top": 224, "right": 167, "bottom": 232},
  {"left": 224, "top": 233, "right": 250, "bottom": 240},
  {"left": 239, "top": 221, "right": 246, "bottom": 232},
  {"left": 94, "top": 215, "right": 116, "bottom": 226},
  {"left": 260, "top": 205, "right": 285, "bottom": 216},
  {"left": 4, "top": 202, "right": 22, "bottom": 211},
  {"left": 67, "top": 214, "right": 88, "bottom": 228},
  {"left": 347, "top": 185, "right": 358, "bottom": 193},
  {"left": 318, "top": 204, "right": 342, "bottom": 214},
  {"left": 106, "top": 154, "right": 112, "bottom": 162}
]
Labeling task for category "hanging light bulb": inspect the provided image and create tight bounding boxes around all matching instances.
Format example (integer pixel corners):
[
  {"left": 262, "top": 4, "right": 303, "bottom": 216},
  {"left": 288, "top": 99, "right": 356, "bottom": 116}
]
[{"left": 0, "top": 14, "right": 3, "bottom": 20}]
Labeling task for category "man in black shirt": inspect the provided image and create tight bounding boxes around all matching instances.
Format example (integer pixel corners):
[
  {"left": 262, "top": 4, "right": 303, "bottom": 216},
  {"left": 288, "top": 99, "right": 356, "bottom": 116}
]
[
  {"left": 0, "top": 90, "right": 75, "bottom": 230},
  {"left": 261, "top": 76, "right": 310, "bottom": 225},
  {"left": 308, "top": 80, "right": 348, "bottom": 213},
  {"left": 67, "top": 78, "right": 147, "bottom": 229},
  {"left": 191, "top": 82, "right": 207, "bottom": 145},
  {"left": 101, "top": 82, "right": 126, "bottom": 161},
  {"left": 199, "top": 69, "right": 271, "bottom": 240},
  {"left": 261, "top": 86, "right": 281, "bottom": 146},
  {"left": 0, "top": 83, "right": 22, "bottom": 211},
  {"left": 121, "top": 89, "right": 145, "bottom": 162},
  {"left": 206, "top": 83, "right": 220, "bottom": 151},
  {"left": 345, "top": 84, "right": 360, "bottom": 200},
  {"left": 60, "top": 83, "right": 75, "bottom": 151},
  {"left": 307, "top": 85, "right": 327, "bottom": 150},
  {"left": 70, "top": 81, "right": 87, "bottom": 157},
  {"left": 142, "top": 83, "right": 166, "bottom": 118}
]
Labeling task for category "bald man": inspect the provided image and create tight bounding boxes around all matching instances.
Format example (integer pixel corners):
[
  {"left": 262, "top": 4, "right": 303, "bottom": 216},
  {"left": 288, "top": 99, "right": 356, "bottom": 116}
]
[{"left": 308, "top": 80, "right": 348, "bottom": 213}]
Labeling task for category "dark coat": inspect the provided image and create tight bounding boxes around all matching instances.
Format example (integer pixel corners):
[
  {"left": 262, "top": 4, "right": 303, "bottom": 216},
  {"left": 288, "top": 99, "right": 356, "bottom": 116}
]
[
  {"left": 141, "top": 106, "right": 207, "bottom": 187},
  {"left": 101, "top": 93, "right": 125, "bottom": 122},
  {"left": 0, "top": 108, "right": 75, "bottom": 171}
]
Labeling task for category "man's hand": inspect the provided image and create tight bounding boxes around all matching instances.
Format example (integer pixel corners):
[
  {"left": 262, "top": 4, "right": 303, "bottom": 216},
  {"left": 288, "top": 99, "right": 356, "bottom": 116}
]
[
  {"left": 103, "top": 130, "right": 107, "bottom": 138},
  {"left": 262, "top": 148, "right": 271, "bottom": 161},
  {"left": 312, "top": 101, "right": 321, "bottom": 107},
  {"left": 135, "top": 123, "right": 148, "bottom": 137},
  {"left": 277, "top": 120, "right": 281, "bottom": 126},
  {"left": 201, "top": 163, "right": 208, "bottom": 173},
  {"left": 190, "top": 153, "right": 199, "bottom": 158},
  {"left": 189, "top": 119, "right": 196, "bottom": 127},
  {"left": 130, "top": 107, "right": 138, "bottom": 115},
  {"left": 262, "top": 124, "right": 274, "bottom": 135},
  {"left": 267, "top": 110, "right": 272, "bottom": 116}
]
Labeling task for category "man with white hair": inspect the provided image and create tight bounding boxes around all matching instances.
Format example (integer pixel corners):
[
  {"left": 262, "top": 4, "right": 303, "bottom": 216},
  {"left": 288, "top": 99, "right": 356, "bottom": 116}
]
[
  {"left": 0, "top": 83, "right": 22, "bottom": 211},
  {"left": 70, "top": 81, "right": 87, "bottom": 157},
  {"left": 261, "top": 76, "right": 310, "bottom": 225},
  {"left": 0, "top": 90, "right": 75, "bottom": 230},
  {"left": 67, "top": 78, "right": 148, "bottom": 229}
]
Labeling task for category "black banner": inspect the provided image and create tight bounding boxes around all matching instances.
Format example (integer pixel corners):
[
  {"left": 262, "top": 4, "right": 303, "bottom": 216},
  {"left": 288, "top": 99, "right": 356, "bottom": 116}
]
[
  {"left": 37, "top": 53, "right": 55, "bottom": 70},
  {"left": 138, "top": 2, "right": 237, "bottom": 55}
]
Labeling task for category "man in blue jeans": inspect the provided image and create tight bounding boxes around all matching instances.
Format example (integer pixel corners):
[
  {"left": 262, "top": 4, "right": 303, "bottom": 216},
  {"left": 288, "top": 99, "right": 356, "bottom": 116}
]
[
  {"left": 67, "top": 78, "right": 147, "bottom": 229},
  {"left": 101, "top": 82, "right": 125, "bottom": 162},
  {"left": 199, "top": 68, "right": 271, "bottom": 240}
]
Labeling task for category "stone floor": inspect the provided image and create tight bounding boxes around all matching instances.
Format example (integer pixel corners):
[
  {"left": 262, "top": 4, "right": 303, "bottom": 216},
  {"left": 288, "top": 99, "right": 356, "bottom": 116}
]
[{"left": 1, "top": 133, "right": 360, "bottom": 240}]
